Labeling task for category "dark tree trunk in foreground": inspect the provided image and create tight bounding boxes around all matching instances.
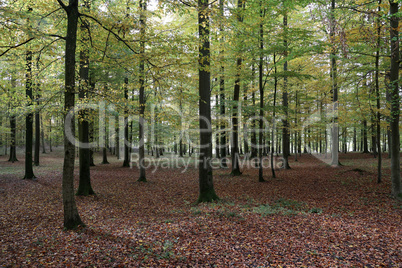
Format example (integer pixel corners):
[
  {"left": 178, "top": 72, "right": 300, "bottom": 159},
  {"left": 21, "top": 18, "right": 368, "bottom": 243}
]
[
  {"left": 24, "top": 49, "right": 36, "bottom": 179},
  {"left": 138, "top": 0, "right": 147, "bottom": 182},
  {"left": 389, "top": 0, "right": 401, "bottom": 198},
  {"left": 77, "top": 0, "right": 94, "bottom": 196},
  {"left": 59, "top": 0, "right": 84, "bottom": 230},
  {"left": 197, "top": 0, "right": 219, "bottom": 203}
]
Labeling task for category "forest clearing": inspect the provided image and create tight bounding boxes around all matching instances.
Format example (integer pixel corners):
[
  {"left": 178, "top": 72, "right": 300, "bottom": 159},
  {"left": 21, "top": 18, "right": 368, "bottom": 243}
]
[
  {"left": 1, "top": 0, "right": 402, "bottom": 266},
  {"left": 0, "top": 149, "right": 401, "bottom": 267}
]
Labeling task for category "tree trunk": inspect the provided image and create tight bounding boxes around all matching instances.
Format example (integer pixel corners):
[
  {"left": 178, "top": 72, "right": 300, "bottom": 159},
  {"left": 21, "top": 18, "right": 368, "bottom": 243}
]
[
  {"left": 270, "top": 53, "right": 278, "bottom": 179},
  {"left": 8, "top": 116, "right": 18, "bottom": 162},
  {"left": 362, "top": 119, "right": 369, "bottom": 153},
  {"left": 258, "top": 6, "right": 265, "bottom": 182},
  {"left": 215, "top": 95, "right": 220, "bottom": 158},
  {"left": 197, "top": 0, "right": 219, "bottom": 203},
  {"left": 330, "top": 0, "right": 340, "bottom": 167},
  {"left": 60, "top": 0, "right": 83, "bottom": 230},
  {"left": 24, "top": 48, "right": 35, "bottom": 179},
  {"left": 219, "top": 0, "right": 227, "bottom": 168},
  {"left": 34, "top": 90, "right": 40, "bottom": 166},
  {"left": 76, "top": 0, "right": 94, "bottom": 196},
  {"left": 41, "top": 115, "right": 46, "bottom": 154},
  {"left": 389, "top": 0, "right": 401, "bottom": 198},
  {"left": 138, "top": 0, "right": 147, "bottom": 182},
  {"left": 123, "top": 77, "right": 130, "bottom": 167},
  {"left": 282, "top": 10, "right": 291, "bottom": 169},
  {"left": 375, "top": 5, "right": 382, "bottom": 182},
  {"left": 230, "top": 0, "right": 244, "bottom": 177}
]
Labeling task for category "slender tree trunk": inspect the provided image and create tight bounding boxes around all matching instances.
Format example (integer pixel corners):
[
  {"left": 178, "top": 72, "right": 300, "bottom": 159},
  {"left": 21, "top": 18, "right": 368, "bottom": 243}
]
[
  {"left": 123, "top": 77, "right": 130, "bottom": 167},
  {"left": 230, "top": 0, "right": 245, "bottom": 176},
  {"left": 330, "top": 0, "right": 340, "bottom": 167},
  {"left": 8, "top": 116, "right": 18, "bottom": 162},
  {"left": 41, "top": 115, "right": 46, "bottom": 154},
  {"left": 374, "top": 0, "right": 382, "bottom": 182},
  {"left": 138, "top": 0, "right": 147, "bottom": 182},
  {"left": 197, "top": 0, "right": 219, "bottom": 203},
  {"left": 389, "top": 0, "right": 401, "bottom": 198},
  {"left": 34, "top": 89, "right": 40, "bottom": 166},
  {"left": 60, "top": 0, "right": 83, "bottom": 230},
  {"left": 271, "top": 53, "right": 278, "bottom": 179},
  {"left": 215, "top": 95, "right": 220, "bottom": 158},
  {"left": 363, "top": 119, "right": 369, "bottom": 153},
  {"left": 282, "top": 10, "right": 291, "bottom": 169},
  {"left": 24, "top": 49, "right": 35, "bottom": 179},
  {"left": 258, "top": 6, "right": 265, "bottom": 182},
  {"left": 49, "top": 117, "right": 53, "bottom": 152},
  {"left": 219, "top": 0, "right": 227, "bottom": 168}
]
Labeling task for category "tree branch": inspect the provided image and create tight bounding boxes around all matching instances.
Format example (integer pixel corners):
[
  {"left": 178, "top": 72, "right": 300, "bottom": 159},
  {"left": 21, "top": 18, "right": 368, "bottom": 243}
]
[
  {"left": 0, "top": 37, "right": 35, "bottom": 58},
  {"left": 56, "top": 0, "right": 67, "bottom": 11}
]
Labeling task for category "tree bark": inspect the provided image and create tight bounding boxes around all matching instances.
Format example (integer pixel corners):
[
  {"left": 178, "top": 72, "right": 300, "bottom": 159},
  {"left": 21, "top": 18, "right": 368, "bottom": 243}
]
[
  {"left": 197, "top": 0, "right": 219, "bottom": 203},
  {"left": 60, "top": 0, "right": 84, "bottom": 229},
  {"left": 123, "top": 77, "right": 130, "bottom": 167},
  {"left": 375, "top": 1, "right": 382, "bottom": 182},
  {"left": 282, "top": 9, "right": 291, "bottom": 169},
  {"left": 34, "top": 89, "right": 40, "bottom": 166},
  {"left": 389, "top": 0, "right": 401, "bottom": 198},
  {"left": 76, "top": 0, "right": 95, "bottom": 196},
  {"left": 138, "top": 0, "right": 147, "bottom": 182},
  {"left": 258, "top": 5, "right": 265, "bottom": 182},
  {"left": 24, "top": 49, "right": 35, "bottom": 179},
  {"left": 330, "top": 0, "right": 340, "bottom": 167},
  {"left": 230, "top": 0, "right": 244, "bottom": 176},
  {"left": 219, "top": 0, "right": 227, "bottom": 168},
  {"left": 8, "top": 116, "right": 18, "bottom": 162}
]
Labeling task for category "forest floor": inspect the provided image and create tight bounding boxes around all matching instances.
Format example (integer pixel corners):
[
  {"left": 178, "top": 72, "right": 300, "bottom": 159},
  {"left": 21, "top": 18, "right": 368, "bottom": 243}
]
[{"left": 0, "top": 148, "right": 401, "bottom": 267}]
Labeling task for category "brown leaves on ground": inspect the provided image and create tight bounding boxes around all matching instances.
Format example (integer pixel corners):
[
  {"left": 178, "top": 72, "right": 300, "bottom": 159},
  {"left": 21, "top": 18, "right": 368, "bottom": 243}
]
[{"left": 0, "top": 150, "right": 401, "bottom": 267}]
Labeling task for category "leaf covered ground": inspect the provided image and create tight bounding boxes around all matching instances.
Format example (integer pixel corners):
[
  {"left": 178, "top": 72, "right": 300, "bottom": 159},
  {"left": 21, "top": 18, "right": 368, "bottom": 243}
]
[{"left": 0, "top": 150, "right": 401, "bottom": 267}]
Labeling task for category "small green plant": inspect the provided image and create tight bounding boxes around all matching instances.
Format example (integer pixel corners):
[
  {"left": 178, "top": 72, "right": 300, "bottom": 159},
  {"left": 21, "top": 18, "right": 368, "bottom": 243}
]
[
  {"left": 190, "top": 207, "right": 202, "bottom": 215},
  {"left": 309, "top": 207, "right": 323, "bottom": 214}
]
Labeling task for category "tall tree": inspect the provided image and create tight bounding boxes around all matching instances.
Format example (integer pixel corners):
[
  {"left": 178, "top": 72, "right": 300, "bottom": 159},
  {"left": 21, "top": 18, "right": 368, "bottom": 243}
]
[
  {"left": 258, "top": 1, "right": 265, "bottom": 182},
  {"left": 8, "top": 74, "right": 18, "bottom": 163},
  {"left": 197, "top": 0, "right": 219, "bottom": 203},
  {"left": 282, "top": 7, "right": 291, "bottom": 169},
  {"left": 230, "top": 0, "right": 245, "bottom": 176},
  {"left": 122, "top": 77, "right": 130, "bottom": 167},
  {"left": 389, "top": 0, "right": 401, "bottom": 198},
  {"left": 329, "top": 0, "right": 340, "bottom": 167},
  {"left": 23, "top": 7, "right": 35, "bottom": 180},
  {"left": 219, "top": 0, "right": 227, "bottom": 168},
  {"left": 138, "top": 0, "right": 147, "bottom": 182},
  {"left": 34, "top": 86, "right": 40, "bottom": 166},
  {"left": 58, "top": 0, "right": 84, "bottom": 229},
  {"left": 76, "top": 0, "right": 94, "bottom": 196},
  {"left": 375, "top": 0, "right": 382, "bottom": 183}
]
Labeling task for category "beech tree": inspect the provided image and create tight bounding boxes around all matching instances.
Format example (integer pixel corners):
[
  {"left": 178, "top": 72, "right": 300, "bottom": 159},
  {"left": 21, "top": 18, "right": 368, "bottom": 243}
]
[
  {"left": 58, "top": 0, "right": 84, "bottom": 230},
  {"left": 388, "top": 0, "right": 400, "bottom": 199},
  {"left": 197, "top": 0, "right": 219, "bottom": 203}
]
